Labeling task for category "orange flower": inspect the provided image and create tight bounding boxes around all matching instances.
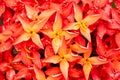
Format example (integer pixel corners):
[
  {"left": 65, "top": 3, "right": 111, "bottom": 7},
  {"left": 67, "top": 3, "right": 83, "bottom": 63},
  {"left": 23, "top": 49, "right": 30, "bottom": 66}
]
[
  {"left": 13, "top": 9, "right": 56, "bottom": 48},
  {"left": 64, "top": 3, "right": 101, "bottom": 42},
  {"left": 76, "top": 43, "right": 108, "bottom": 80},
  {"left": 34, "top": 65, "right": 62, "bottom": 80},
  {"left": 43, "top": 37, "right": 80, "bottom": 79},
  {"left": 41, "top": 12, "right": 77, "bottom": 53}
]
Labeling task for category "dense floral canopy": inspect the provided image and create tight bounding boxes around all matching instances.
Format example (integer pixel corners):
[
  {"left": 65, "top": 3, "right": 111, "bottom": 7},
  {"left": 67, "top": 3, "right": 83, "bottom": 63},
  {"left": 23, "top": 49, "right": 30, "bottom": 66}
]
[{"left": 0, "top": 0, "right": 120, "bottom": 80}]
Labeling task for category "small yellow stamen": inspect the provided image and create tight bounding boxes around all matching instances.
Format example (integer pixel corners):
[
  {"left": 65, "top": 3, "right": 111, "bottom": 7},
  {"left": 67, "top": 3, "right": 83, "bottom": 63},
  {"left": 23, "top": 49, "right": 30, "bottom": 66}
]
[
  {"left": 76, "top": 21, "right": 87, "bottom": 32},
  {"left": 25, "top": 48, "right": 31, "bottom": 53},
  {"left": 52, "top": 30, "right": 63, "bottom": 38},
  {"left": 84, "top": 58, "right": 91, "bottom": 65},
  {"left": 26, "top": 54, "right": 34, "bottom": 60}
]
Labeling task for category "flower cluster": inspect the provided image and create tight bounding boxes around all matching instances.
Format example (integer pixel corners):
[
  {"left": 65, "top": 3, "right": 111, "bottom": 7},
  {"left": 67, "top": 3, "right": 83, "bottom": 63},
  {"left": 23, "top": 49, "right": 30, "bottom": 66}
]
[{"left": 0, "top": 0, "right": 120, "bottom": 80}]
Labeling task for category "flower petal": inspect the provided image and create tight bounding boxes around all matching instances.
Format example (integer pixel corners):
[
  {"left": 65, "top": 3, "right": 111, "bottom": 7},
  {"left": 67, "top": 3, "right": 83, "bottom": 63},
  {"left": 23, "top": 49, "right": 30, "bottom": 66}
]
[
  {"left": 84, "top": 14, "right": 101, "bottom": 26},
  {"left": 31, "top": 33, "right": 43, "bottom": 49},
  {"left": 6, "top": 69, "right": 15, "bottom": 80},
  {"left": 111, "top": 9, "right": 120, "bottom": 24},
  {"left": 14, "top": 33, "right": 30, "bottom": 45},
  {"left": 52, "top": 38, "right": 62, "bottom": 53},
  {"left": 14, "top": 67, "right": 28, "bottom": 80},
  {"left": 47, "top": 76, "right": 56, "bottom": 80},
  {"left": 80, "top": 27, "right": 91, "bottom": 42},
  {"left": 53, "top": 12, "right": 62, "bottom": 31},
  {"left": 58, "top": 37, "right": 67, "bottom": 56},
  {"left": 0, "top": 30, "right": 12, "bottom": 42},
  {"left": 33, "top": 65, "right": 46, "bottom": 80},
  {"left": 17, "top": 15, "right": 31, "bottom": 32},
  {"left": 60, "top": 60, "right": 69, "bottom": 80},
  {"left": 63, "top": 22, "right": 79, "bottom": 30},
  {"left": 45, "top": 67, "right": 61, "bottom": 76},
  {"left": 83, "top": 63, "right": 92, "bottom": 80},
  {"left": 62, "top": 31, "right": 78, "bottom": 40},
  {"left": 0, "top": 40, "right": 12, "bottom": 53},
  {"left": 32, "top": 18, "right": 48, "bottom": 32},
  {"left": 43, "top": 55, "right": 60, "bottom": 64},
  {"left": 73, "top": 3, "right": 83, "bottom": 21},
  {"left": 32, "top": 51, "right": 42, "bottom": 69},
  {"left": 97, "top": 24, "right": 106, "bottom": 39},
  {"left": 20, "top": 49, "right": 32, "bottom": 66},
  {"left": 115, "top": 32, "right": 120, "bottom": 48},
  {"left": 40, "top": 29, "right": 53, "bottom": 38},
  {"left": 38, "top": 9, "right": 56, "bottom": 20},
  {"left": 90, "top": 57, "right": 108, "bottom": 65},
  {"left": 70, "top": 43, "right": 88, "bottom": 54},
  {"left": 25, "top": 4, "right": 39, "bottom": 20},
  {"left": 0, "top": 3, "right": 5, "bottom": 16},
  {"left": 84, "top": 42, "right": 92, "bottom": 58}
]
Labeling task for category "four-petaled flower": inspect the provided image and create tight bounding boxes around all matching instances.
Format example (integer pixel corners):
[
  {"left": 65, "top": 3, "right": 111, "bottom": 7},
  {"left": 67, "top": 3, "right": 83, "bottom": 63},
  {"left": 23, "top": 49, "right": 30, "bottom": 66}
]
[
  {"left": 64, "top": 3, "right": 101, "bottom": 42},
  {"left": 41, "top": 12, "right": 78, "bottom": 53},
  {"left": 43, "top": 37, "right": 80, "bottom": 79}
]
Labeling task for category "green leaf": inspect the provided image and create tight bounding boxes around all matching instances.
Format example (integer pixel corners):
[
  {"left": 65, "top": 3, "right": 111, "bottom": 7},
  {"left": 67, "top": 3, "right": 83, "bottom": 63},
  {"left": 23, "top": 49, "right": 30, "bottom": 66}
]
[{"left": 111, "top": 2, "right": 117, "bottom": 8}]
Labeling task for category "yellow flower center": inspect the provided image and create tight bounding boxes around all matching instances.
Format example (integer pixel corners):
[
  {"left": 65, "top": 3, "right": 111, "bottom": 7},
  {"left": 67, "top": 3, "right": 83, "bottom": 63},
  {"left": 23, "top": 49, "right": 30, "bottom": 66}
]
[
  {"left": 28, "top": 30, "right": 35, "bottom": 37},
  {"left": 25, "top": 48, "right": 34, "bottom": 60},
  {"left": 52, "top": 30, "right": 63, "bottom": 39},
  {"left": 59, "top": 52, "right": 66, "bottom": 61},
  {"left": 76, "top": 21, "right": 87, "bottom": 32},
  {"left": 84, "top": 58, "right": 91, "bottom": 65}
]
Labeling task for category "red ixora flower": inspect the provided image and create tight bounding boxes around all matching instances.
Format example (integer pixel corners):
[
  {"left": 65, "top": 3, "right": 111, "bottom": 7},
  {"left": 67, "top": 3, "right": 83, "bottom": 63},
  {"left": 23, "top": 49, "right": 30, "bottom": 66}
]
[{"left": 0, "top": 0, "right": 120, "bottom": 80}]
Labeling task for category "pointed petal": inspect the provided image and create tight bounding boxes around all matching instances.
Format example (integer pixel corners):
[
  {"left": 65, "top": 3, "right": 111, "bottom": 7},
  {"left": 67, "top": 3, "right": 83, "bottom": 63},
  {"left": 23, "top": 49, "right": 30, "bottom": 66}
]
[
  {"left": 80, "top": 27, "right": 91, "bottom": 42},
  {"left": 84, "top": 42, "right": 92, "bottom": 58},
  {"left": 111, "top": 9, "right": 120, "bottom": 24},
  {"left": 40, "top": 29, "right": 53, "bottom": 38},
  {"left": 83, "top": 63, "right": 92, "bottom": 80},
  {"left": 60, "top": 60, "right": 69, "bottom": 80},
  {"left": 115, "top": 32, "right": 120, "bottom": 48},
  {"left": 32, "top": 18, "right": 48, "bottom": 32},
  {"left": 31, "top": 33, "right": 43, "bottom": 48},
  {"left": 113, "top": 60, "right": 120, "bottom": 72},
  {"left": 43, "top": 55, "right": 60, "bottom": 64},
  {"left": 20, "top": 49, "right": 32, "bottom": 66},
  {"left": 52, "top": 38, "right": 62, "bottom": 53},
  {"left": 70, "top": 43, "right": 88, "bottom": 54},
  {"left": 25, "top": 4, "right": 39, "bottom": 20},
  {"left": 47, "top": 76, "right": 55, "bottom": 80},
  {"left": 73, "top": 3, "right": 83, "bottom": 21},
  {"left": 62, "top": 31, "right": 78, "bottom": 40},
  {"left": 0, "top": 4, "right": 5, "bottom": 16},
  {"left": 58, "top": 37, "right": 67, "bottom": 56},
  {"left": 90, "top": 57, "right": 108, "bottom": 65},
  {"left": 53, "top": 12, "right": 62, "bottom": 31},
  {"left": 84, "top": 14, "right": 101, "bottom": 26},
  {"left": 33, "top": 65, "right": 46, "bottom": 80},
  {"left": 0, "top": 30, "right": 12, "bottom": 42},
  {"left": 14, "top": 67, "right": 28, "bottom": 79},
  {"left": 66, "top": 51, "right": 82, "bottom": 62},
  {"left": 63, "top": 22, "right": 79, "bottom": 30},
  {"left": 14, "top": 33, "right": 30, "bottom": 45},
  {"left": 17, "top": 15, "right": 31, "bottom": 32},
  {"left": 38, "top": 9, "right": 56, "bottom": 20},
  {"left": 32, "top": 51, "right": 42, "bottom": 69},
  {"left": 96, "top": 36, "right": 106, "bottom": 56},
  {"left": 97, "top": 24, "right": 106, "bottom": 39},
  {"left": 6, "top": 69, "right": 15, "bottom": 80},
  {"left": 45, "top": 67, "right": 61, "bottom": 76},
  {"left": 45, "top": 45, "right": 55, "bottom": 58}
]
